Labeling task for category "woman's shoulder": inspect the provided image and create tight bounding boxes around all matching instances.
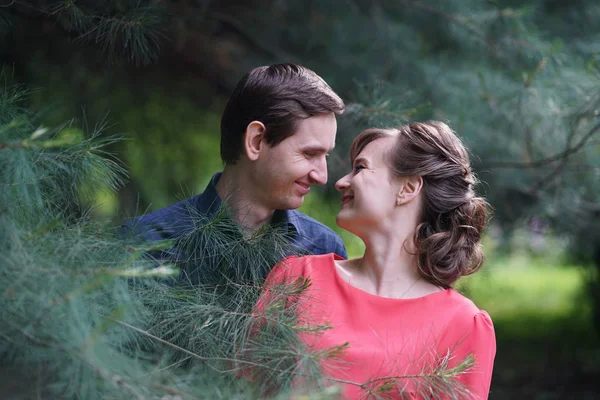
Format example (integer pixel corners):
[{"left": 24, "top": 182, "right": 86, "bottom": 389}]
[
  {"left": 442, "top": 289, "right": 494, "bottom": 331},
  {"left": 444, "top": 289, "right": 483, "bottom": 311},
  {"left": 270, "top": 253, "right": 338, "bottom": 279}
]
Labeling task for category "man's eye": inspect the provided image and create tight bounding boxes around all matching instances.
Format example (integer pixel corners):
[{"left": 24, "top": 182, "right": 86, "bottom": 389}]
[
  {"left": 305, "top": 152, "right": 317, "bottom": 157},
  {"left": 353, "top": 165, "right": 365, "bottom": 173}
]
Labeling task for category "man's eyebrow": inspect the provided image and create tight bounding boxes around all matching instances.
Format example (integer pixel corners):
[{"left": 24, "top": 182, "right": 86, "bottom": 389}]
[{"left": 301, "top": 145, "right": 334, "bottom": 153}]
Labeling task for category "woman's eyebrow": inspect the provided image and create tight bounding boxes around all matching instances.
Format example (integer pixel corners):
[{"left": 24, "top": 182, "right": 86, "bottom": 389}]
[{"left": 353, "top": 156, "right": 368, "bottom": 165}]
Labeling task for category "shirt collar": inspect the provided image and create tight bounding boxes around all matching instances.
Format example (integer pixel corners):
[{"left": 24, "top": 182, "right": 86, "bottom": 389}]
[
  {"left": 197, "top": 172, "right": 300, "bottom": 236},
  {"left": 281, "top": 210, "right": 303, "bottom": 237},
  {"left": 195, "top": 172, "right": 225, "bottom": 219}
]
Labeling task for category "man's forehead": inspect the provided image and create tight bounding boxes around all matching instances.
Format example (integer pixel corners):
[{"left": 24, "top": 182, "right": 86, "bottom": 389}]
[{"left": 283, "top": 113, "right": 337, "bottom": 146}]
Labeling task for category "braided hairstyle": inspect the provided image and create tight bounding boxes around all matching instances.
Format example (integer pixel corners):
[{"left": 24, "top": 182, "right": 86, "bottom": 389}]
[{"left": 349, "top": 121, "right": 490, "bottom": 288}]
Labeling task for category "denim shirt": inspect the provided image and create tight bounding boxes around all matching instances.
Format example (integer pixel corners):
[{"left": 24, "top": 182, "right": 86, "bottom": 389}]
[{"left": 120, "top": 173, "right": 347, "bottom": 282}]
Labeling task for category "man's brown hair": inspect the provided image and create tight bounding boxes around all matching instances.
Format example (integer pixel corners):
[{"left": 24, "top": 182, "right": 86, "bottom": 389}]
[{"left": 220, "top": 63, "right": 345, "bottom": 164}]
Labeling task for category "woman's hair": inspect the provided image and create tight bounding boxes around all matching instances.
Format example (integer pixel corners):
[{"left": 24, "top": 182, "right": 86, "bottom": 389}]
[{"left": 350, "top": 121, "right": 490, "bottom": 288}]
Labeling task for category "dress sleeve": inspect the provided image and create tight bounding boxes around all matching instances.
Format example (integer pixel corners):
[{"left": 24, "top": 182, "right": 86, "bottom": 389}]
[
  {"left": 239, "top": 256, "right": 301, "bottom": 383},
  {"left": 253, "top": 255, "right": 301, "bottom": 314},
  {"left": 452, "top": 311, "right": 496, "bottom": 400}
]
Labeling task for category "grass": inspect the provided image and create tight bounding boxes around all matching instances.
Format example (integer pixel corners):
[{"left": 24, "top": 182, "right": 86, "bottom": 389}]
[
  {"left": 457, "top": 253, "right": 594, "bottom": 338},
  {"left": 458, "top": 253, "right": 599, "bottom": 399}
]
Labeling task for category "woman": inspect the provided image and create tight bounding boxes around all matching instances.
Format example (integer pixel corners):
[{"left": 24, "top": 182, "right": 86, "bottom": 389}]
[{"left": 255, "top": 121, "right": 496, "bottom": 399}]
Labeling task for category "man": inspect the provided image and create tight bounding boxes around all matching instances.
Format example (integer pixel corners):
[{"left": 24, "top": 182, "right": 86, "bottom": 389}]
[{"left": 122, "top": 63, "right": 347, "bottom": 283}]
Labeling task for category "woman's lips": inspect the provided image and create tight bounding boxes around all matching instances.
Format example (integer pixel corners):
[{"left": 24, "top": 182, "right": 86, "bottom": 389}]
[{"left": 341, "top": 195, "right": 353, "bottom": 205}]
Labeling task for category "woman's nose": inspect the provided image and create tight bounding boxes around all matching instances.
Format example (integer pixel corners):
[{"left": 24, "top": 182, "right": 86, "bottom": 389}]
[{"left": 335, "top": 173, "right": 350, "bottom": 192}]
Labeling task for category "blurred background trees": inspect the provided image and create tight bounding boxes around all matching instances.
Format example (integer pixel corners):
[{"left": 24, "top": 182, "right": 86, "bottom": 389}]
[{"left": 1, "top": 0, "right": 599, "bottom": 398}]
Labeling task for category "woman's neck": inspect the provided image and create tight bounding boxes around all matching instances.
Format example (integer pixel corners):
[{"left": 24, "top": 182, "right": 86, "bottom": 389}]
[
  {"left": 357, "top": 232, "right": 422, "bottom": 297},
  {"left": 343, "top": 224, "right": 443, "bottom": 299}
]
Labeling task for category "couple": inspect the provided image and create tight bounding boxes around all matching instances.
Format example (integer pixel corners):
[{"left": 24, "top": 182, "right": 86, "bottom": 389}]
[{"left": 124, "top": 63, "right": 495, "bottom": 399}]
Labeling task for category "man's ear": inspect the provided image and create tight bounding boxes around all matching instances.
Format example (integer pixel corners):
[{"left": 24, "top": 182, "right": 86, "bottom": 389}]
[
  {"left": 244, "top": 121, "right": 266, "bottom": 161},
  {"left": 396, "top": 176, "right": 423, "bottom": 206}
]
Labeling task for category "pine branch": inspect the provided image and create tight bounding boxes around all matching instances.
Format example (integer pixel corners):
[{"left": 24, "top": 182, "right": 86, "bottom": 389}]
[
  {"left": 78, "top": 9, "right": 167, "bottom": 65},
  {"left": 398, "top": 0, "right": 490, "bottom": 48},
  {"left": 325, "top": 352, "right": 475, "bottom": 399},
  {"left": 25, "top": 264, "right": 177, "bottom": 277},
  {"left": 482, "top": 121, "right": 600, "bottom": 169},
  {"left": 83, "top": 358, "right": 146, "bottom": 400},
  {"left": 113, "top": 318, "right": 274, "bottom": 372},
  {"left": 210, "top": 11, "right": 297, "bottom": 63},
  {"left": 5, "top": 1, "right": 168, "bottom": 65}
]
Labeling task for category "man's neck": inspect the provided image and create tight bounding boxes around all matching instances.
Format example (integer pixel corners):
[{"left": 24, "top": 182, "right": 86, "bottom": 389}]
[{"left": 215, "top": 165, "right": 275, "bottom": 233}]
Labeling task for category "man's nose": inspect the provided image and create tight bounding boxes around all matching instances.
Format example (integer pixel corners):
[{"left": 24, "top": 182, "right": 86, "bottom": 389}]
[
  {"left": 309, "top": 157, "right": 328, "bottom": 185},
  {"left": 309, "top": 164, "right": 328, "bottom": 185}
]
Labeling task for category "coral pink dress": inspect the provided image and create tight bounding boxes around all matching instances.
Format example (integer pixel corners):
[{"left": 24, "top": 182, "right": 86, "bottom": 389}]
[{"left": 258, "top": 253, "right": 496, "bottom": 399}]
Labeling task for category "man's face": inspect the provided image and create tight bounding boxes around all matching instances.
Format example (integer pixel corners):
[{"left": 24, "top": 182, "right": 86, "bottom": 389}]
[{"left": 253, "top": 112, "right": 337, "bottom": 210}]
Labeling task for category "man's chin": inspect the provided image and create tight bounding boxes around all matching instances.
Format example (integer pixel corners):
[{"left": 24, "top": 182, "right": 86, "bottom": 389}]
[
  {"left": 274, "top": 196, "right": 304, "bottom": 211},
  {"left": 289, "top": 196, "right": 305, "bottom": 210}
]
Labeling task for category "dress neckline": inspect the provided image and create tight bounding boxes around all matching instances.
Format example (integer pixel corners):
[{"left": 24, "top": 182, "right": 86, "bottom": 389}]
[{"left": 324, "top": 253, "right": 451, "bottom": 303}]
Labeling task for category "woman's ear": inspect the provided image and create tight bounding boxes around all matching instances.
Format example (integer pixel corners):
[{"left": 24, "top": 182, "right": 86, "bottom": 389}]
[
  {"left": 396, "top": 176, "right": 424, "bottom": 206},
  {"left": 244, "top": 121, "right": 266, "bottom": 161}
]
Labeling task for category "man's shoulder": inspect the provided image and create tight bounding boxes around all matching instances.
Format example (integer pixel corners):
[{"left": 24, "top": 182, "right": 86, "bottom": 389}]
[
  {"left": 122, "top": 172, "right": 222, "bottom": 241},
  {"left": 288, "top": 210, "right": 338, "bottom": 237},
  {"left": 121, "top": 195, "right": 204, "bottom": 240},
  {"left": 288, "top": 210, "right": 347, "bottom": 258}
]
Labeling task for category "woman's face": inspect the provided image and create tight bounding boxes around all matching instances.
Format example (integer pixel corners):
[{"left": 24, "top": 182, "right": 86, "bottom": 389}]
[{"left": 335, "top": 136, "right": 401, "bottom": 233}]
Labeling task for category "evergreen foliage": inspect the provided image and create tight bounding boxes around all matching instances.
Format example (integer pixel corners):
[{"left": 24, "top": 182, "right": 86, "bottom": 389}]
[
  {"left": 2, "top": 0, "right": 599, "bottom": 396},
  {"left": 8, "top": 0, "right": 168, "bottom": 66}
]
